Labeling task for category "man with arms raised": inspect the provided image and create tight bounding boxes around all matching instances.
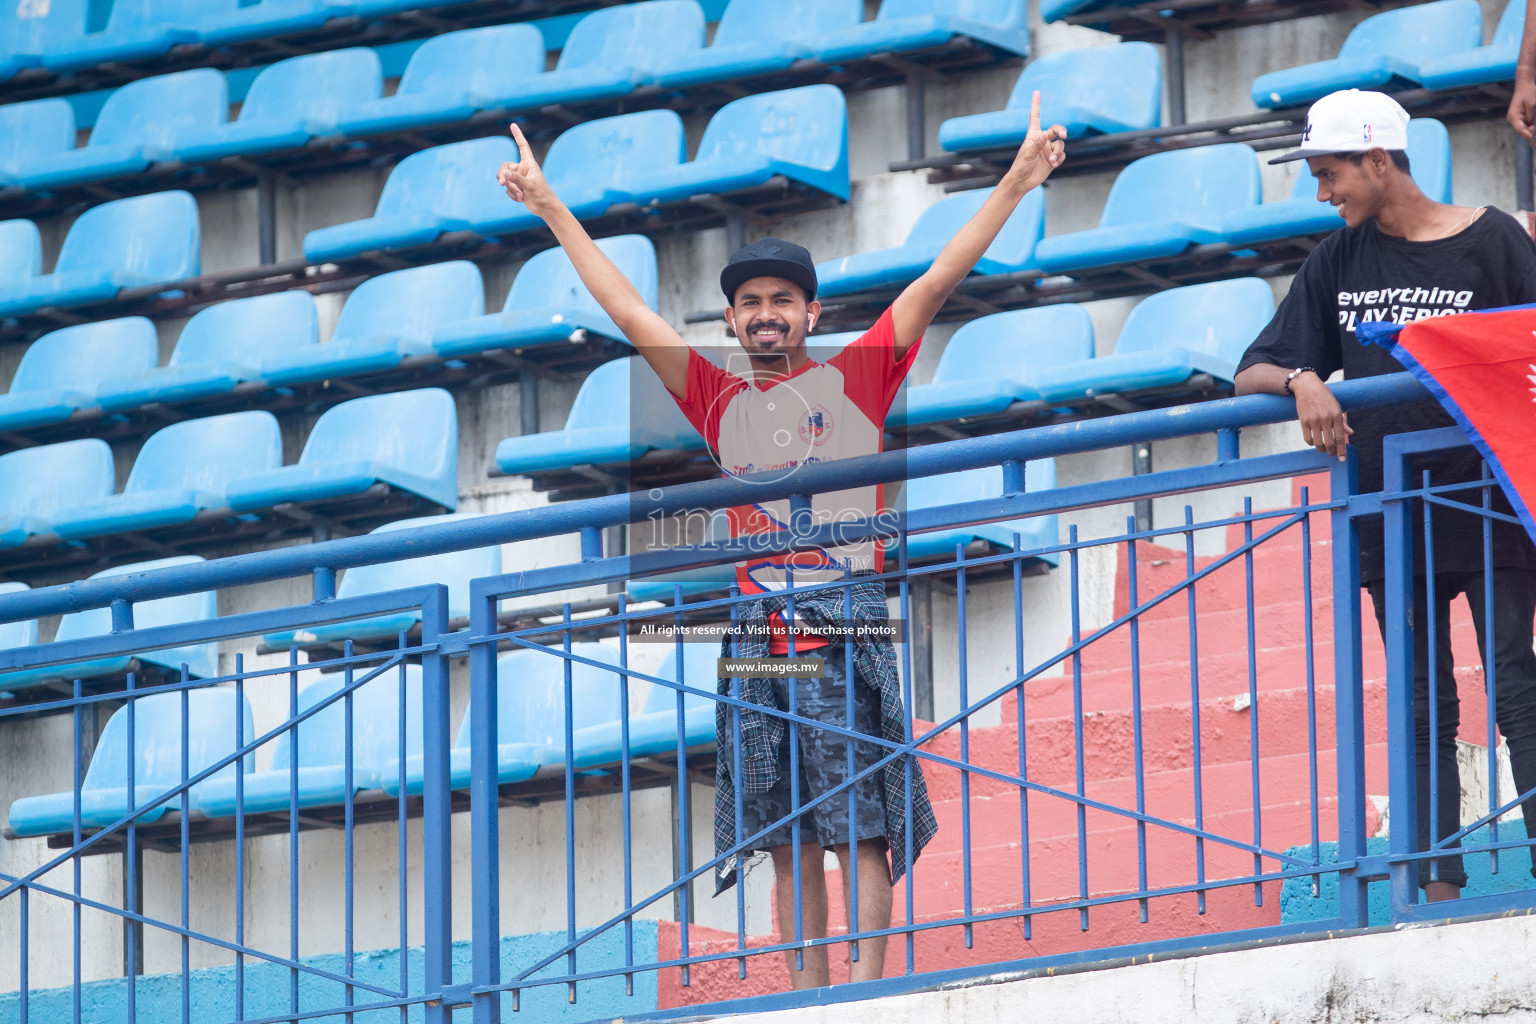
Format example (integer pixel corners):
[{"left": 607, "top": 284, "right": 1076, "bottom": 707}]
[
  {"left": 1236, "top": 88, "right": 1536, "bottom": 902},
  {"left": 496, "top": 95, "right": 1065, "bottom": 986}
]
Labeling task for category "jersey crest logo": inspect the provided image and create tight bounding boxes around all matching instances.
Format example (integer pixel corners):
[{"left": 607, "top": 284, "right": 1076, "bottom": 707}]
[{"left": 800, "top": 404, "right": 833, "bottom": 446}]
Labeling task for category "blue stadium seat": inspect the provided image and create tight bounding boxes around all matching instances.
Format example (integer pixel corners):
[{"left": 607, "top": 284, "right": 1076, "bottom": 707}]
[
  {"left": 894, "top": 305, "right": 1094, "bottom": 427},
  {"left": 1040, "top": 0, "right": 1126, "bottom": 20},
  {"left": 628, "top": 85, "right": 850, "bottom": 205},
  {"left": 0, "top": 99, "right": 75, "bottom": 186},
  {"left": 260, "top": 513, "right": 502, "bottom": 649},
  {"left": 224, "top": 388, "right": 459, "bottom": 512},
  {"left": 336, "top": 25, "right": 545, "bottom": 138},
  {"left": 938, "top": 42, "right": 1162, "bottom": 152},
  {"left": 195, "top": 0, "right": 341, "bottom": 50},
  {"left": 814, "top": 0, "right": 1029, "bottom": 64},
  {"left": 650, "top": 0, "right": 862, "bottom": 89},
  {"left": 94, "top": 292, "right": 320, "bottom": 413},
  {"left": 0, "top": 583, "right": 38, "bottom": 661},
  {"left": 899, "top": 461, "right": 1058, "bottom": 564},
  {"left": 49, "top": 412, "right": 283, "bottom": 541},
  {"left": 196, "top": 666, "right": 424, "bottom": 819},
  {"left": 14, "top": 70, "right": 228, "bottom": 192},
  {"left": 0, "top": 317, "right": 157, "bottom": 433},
  {"left": 1251, "top": 0, "right": 1483, "bottom": 109},
  {"left": 433, "top": 235, "right": 657, "bottom": 358},
  {"left": 175, "top": 49, "right": 382, "bottom": 165},
  {"left": 0, "top": 439, "right": 114, "bottom": 548},
  {"left": 476, "top": 0, "right": 704, "bottom": 109},
  {"left": 1223, "top": 118, "right": 1452, "bottom": 248},
  {"left": 0, "top": 221, "right": 42, "bottom": 285},
  {"left": 1033, "top": 144, "right": 1261, "bottom": 276},
  {"left": 260, "top": 262, "right": 484, "bottom": 386},
  {"left": 493, "top": 357, "right": 703, "bottom": 477},
  {"left": 42, "top": 0, "right": 203, "bottom": 70},
  {"left": 570, "top": 641, "right": 719, "bottom": 768},
  {"left": 0, "top": 556, "right": 220, "bottom": 695},
  {"left": 7, "top": 688, "right": 251, "bottom": 838},
  {"left": 304, "top": 110, "right": 687, "bottom": 261},
  {"left": 0, "top": 0, "right": 88, "bottom": 80},
  {"left": 1419, "top": 0, "right": 1524, "bottom": 90},
  {"left": 816, "top": 186, "right": 1044, "bottom": 299},
  {"left": 381, "top": 643, "right": 625, "bottom": 795},
  {"left": 0, "top": 192, "right": 201, "bottom": 319},
  {"left": 1031, "top": 278, "right": 1276, "bottom": 404}
]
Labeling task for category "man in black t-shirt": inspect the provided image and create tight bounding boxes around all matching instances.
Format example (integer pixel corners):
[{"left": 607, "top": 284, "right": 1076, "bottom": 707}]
[{"left": 1236, "top": 89, "right": 1536, "bottom": 902}]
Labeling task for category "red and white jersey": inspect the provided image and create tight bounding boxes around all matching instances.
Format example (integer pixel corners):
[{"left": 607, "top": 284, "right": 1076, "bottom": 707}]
[{"left": 670, "top": 308, "right": 919, "bottom": 651}]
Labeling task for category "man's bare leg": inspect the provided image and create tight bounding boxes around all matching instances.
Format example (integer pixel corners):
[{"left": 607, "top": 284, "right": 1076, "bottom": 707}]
[
  {"left": 1425, "top": 881, "right": 1461, "bottom": 903},
  {"left": 833, "top": 840, "right": 892, "bottom": 983},
  {"left": 770, "top": 844, "right": 830, "bottom": 989}
]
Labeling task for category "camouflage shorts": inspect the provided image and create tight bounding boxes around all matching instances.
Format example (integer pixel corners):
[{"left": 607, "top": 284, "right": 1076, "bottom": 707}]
[{"left": 736, "top": 645, "right": 888, "bottom": 852}]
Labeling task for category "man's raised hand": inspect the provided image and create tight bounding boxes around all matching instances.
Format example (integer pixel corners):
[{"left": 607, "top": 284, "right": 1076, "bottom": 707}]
[
  {"left": 496, "top": 123, "right": 557, "bottom": 216},
  {"left": 1005, "top": 91, "right": 1068, "bottom": 192}
]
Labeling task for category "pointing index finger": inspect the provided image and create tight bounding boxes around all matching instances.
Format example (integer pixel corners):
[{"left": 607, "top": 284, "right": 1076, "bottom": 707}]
[
  {"left": 510, "top": 122, "right": 534, "bottom": 163},
  {"left": 1029, "top": 90, "right": 1041, "bottom": 135}
]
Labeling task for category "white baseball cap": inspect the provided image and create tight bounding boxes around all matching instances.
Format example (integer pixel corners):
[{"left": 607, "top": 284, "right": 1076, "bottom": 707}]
[{"left": 1268, "top": 89, "right": 1411, "bottom": 165}]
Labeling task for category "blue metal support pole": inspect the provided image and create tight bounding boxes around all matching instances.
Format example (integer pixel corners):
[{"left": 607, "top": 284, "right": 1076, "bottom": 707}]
[
  {"left": 471, "top": 585, "right": 502, "bottom": 1024},
  {"left": 1382, "top": 440, "right": 1421, "bottom": 910},
  {"left": 420, "top": 586, "right": 454, "bottom": 1023},
  {"left": 1330, "top": 451, "right": 1371, "bottom": 927}
]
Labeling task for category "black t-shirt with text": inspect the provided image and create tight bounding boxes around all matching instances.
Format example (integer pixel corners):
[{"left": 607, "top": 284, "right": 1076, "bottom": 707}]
[{"left": 1237, "top": 208, "right": 1536, "bottom": 582}]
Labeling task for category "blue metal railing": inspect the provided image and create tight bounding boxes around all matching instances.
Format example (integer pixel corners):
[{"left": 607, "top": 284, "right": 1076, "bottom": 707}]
[{"left": 0, "top": 371, "right": 1531, "bottom": 1024}]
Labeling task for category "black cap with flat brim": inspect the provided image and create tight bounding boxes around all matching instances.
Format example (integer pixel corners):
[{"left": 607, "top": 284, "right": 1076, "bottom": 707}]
[{"left": 720, "top": 237, "right": 818, "bottom": 303}]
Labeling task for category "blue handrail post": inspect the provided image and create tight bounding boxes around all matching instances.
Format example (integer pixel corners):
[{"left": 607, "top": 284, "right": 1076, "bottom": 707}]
[
  {"left": 470, "top": 581, "right": 503, "bottom": 1024},
  {"left": 1382, "top": 436, "right": 1422, "bottom": 912},
  {"left": 421, "top": 584, "right": 454, "bottom": 1023},
  {"left": 1330, "top": 449, "right": 1371, "bottom": 927}
]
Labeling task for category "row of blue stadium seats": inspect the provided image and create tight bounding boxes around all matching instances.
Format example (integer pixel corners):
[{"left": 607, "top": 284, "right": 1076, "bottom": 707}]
[
  {"left": 1251, "top": 0, "right": 1524, "bottom": 108},
  {"left": 493, "top": 277, "right": 1274, "bottom": 479},
  {"left": 0, "top": 239, "right": 651, "bottom": 431},
  {"left": 0, "top": 107, "right": 1453, "bottom": 325},
  {"left": 0, "top": 389, "right": 457, "bottom": 554},
  {"left": 0, "top": 0, "right": 1027, "bottom": 84}
]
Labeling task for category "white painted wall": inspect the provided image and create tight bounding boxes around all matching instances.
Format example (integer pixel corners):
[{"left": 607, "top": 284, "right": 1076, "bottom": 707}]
[{"left": 1, "top": 0, "right": 1528, "bottom": 994}]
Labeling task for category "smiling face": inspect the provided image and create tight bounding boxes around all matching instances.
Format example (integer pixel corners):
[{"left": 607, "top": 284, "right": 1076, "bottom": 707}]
[
  {"left": 724, "top": 275, "right": 821, "bottom": 371},
  {"left": 1307, "top": 151, "right": 1393, "bottom": 228}
]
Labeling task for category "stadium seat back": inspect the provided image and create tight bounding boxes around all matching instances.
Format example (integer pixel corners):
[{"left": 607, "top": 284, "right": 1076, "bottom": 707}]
[
  {"left": 11, "top": 318, "right": 158, "bottom": 397},
  {"left": 1404, "top": 118, "right": 1453, "bottom": 204},
  {"left": 556, "top": 0, "right": 705, "bottom": 72},
  {"left": 543, "top": 109, "right": 687, "bottom": 199},
  {"left": 91, "top": 69, "right": 228, "bottom": 151},
  {"left": 903, "top": 186, "right": 1043, "bottom": 269},
  {"left": 880, "top": 0, "right": 1022, "bottom": 22},
  {"left": 332, "top": 261, "right": 485, "bottom": 344},
  {"left": 931, "top": 305, "right": 1094, "bottom": 384},
  {"left": 299, "top": 389, "right": 459, "bottom": 480},
  {"left": 1100, "top": 144, "right": 1260, "bottom": 232},
  {"left": 268, "top": 668, "right": 424, "bottom": 773},
  {"left": 508, "top": 235, "right": 658, "bottom": 319},
  {"left": 565, "top": 358, "right": 635, "bottom": 431},
  {"left": 904, "top": 460, "right": 1055, "bottom": 513},
  {"left": 1114, "top": 278, "right": 1276, "bottom": 361},
  {"left": 476, "top": 644, "right": 626, "bottom": 749},
  {"left": 1337, "top": 0, "right": 1482, "bottom": 64},
  {"left": 642, "top": 641, "right": 720, "bottom": 715},
  {"left": 54, "top": 556, "right": 220, "bottom": 681},
  {"left": 710, "top": 0, "right": 862, "bottom": 46},
  {"left": 0, "top": 439, "right": 114, "bottom": 522},
  {"left": 4, "top": 0, "right": 89, "bottom": 58},
  {"left": 372, "top": 137, "right": 511, "bottom": 223},
  {"left": 1493, "top": 0, "right": 1527, "bottom": 47},
  {"left": 80, "top": 688, "right": 252, "bottom": 794},
  {"left": 397, "top": 24, "right": 545, "bottom": 97},
  {"left": 0, "top": 99, "right": 74, "bottom": 174},
  {"left": 172, "top": 291, "right": 320, "bottom": 367},
  {"left": 0, "top": 582, "right": 38, "bottom": 651},
  {"left": 125, "top": 411, "right": 283, "bottom": 495},
  {"left": 1012, "top": 42, "right": 1161, "bottom": 133},
  {"left": 55, "top": 192, "right": 201, "bottom": 284},
  {"left": 337, "top": 514, "right": 502, "bottom": 622},
  {"left": 694, "top": 85, "right": 847, "bottom": 178},
  {"left": 239, "top": 48, "right": 382, "bottom": 123},
  {"left": 0, "top": 221, "right": 41, "bottom": 282},
  {"left": 95, "top": 0, "right": 204, "bottom": 36}
]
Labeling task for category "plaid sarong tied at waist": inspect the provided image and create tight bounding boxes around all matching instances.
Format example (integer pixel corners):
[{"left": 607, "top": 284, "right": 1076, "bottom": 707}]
[{"left": 710, "top": 577, "right": 937, "bottom": 894}]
